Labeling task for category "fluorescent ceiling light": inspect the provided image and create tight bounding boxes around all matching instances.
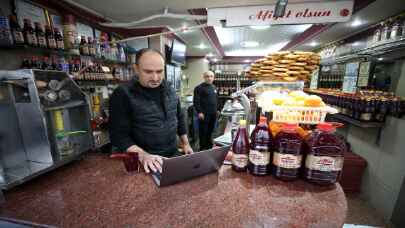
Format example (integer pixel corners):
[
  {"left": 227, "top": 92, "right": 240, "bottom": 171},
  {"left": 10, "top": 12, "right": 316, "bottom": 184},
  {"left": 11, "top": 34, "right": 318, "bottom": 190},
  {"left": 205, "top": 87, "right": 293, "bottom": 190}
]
[
  {"left": 378, "top": 57, "right": 384, "bottom": 61},
  {"left": 249, "top": 25, "right": 271, "bottom": 30},
  {"left": 351, "top": 19, "right": 363, "bottom": 27},
  {"left": 244, "top": 59, "right": 251, "bottom": 63},
  {"left": 212, "top": 58, "right": 218, "bottom": 62},
  {"left": 197, "top": 43, "right": 207, "bottom": 49},
  {"left": 309, "top": 41, "right": 318, "bottom": 47},
  {"left": 352, "top": 42, "right": 361, "bottom": 46},
  {"left": 225, "top": 41, "right": 289, "bottom": 56},
  {"left": 240, "top": 41, "right": 260, "bottom": 48},
  {"left": 206, "top": 53, "right": 214, "bottom": 57}
]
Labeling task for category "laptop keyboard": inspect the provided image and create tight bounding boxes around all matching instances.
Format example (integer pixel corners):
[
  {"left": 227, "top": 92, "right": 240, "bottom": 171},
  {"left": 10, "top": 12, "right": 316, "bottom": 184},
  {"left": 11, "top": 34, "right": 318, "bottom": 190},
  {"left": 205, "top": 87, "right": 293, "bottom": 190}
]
[{"left": 152, "top": 171, "right": 162, "bottom": 180}]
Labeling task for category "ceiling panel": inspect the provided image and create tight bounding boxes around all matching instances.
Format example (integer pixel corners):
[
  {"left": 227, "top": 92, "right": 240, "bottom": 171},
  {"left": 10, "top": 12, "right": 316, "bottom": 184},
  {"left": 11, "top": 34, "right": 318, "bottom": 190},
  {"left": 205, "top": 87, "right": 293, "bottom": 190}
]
[
  {"left": 214, "top": 24, "right": 312, "bottom": 56},
  {"left": 68, "top": 0, "right": 405, "bottom": 58},
  {"left": 69, "top": 0, "right": 318, "bottom": 22}
]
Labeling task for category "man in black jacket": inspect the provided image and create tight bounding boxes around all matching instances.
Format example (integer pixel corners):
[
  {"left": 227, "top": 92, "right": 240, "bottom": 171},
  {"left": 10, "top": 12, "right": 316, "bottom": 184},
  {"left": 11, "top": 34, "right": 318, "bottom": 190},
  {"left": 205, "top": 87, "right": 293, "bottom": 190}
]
[
  {"left": 193, "top": 71, "right": 218, "bottom": 151},
  {"left": 109, "top": 48, "right": 193, "bottom": 173}
]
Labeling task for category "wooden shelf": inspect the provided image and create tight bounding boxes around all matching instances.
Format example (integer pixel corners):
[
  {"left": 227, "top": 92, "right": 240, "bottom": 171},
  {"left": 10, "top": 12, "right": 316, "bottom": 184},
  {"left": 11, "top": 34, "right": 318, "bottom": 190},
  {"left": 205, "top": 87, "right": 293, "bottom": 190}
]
[
  {"left": 326, "top": 113, "right": 385, "bottom": 128},
  {"left": 1, "top": 45, "right": 130, "bottom": 66}
]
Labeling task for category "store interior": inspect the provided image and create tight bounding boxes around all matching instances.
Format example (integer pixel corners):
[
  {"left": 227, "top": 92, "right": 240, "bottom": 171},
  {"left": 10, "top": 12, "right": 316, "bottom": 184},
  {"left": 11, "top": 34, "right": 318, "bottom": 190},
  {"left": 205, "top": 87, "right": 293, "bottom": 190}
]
[{"left": 1, "top": 0, "right": 405, "bottom": 227}]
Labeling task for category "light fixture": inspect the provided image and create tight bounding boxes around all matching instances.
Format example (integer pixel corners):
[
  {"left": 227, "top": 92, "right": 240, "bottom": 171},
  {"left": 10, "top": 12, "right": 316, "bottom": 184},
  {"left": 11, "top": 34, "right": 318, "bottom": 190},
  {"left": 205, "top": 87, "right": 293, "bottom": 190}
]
[
  {"left": 197, "top": 43, "right": 207, "bottom": 49},
  {"left": 225, "top": 41, "right": 289, "bottom": 56},
  {"left": 206, "top": 53, "right": 214, "bottom": 57},
  {"left": 244, "top": 59, "right": 251, "bottom": 63},
  {"left": 352, "top": 42, "right": 361, "bottom": 46},
  {"left": 309, "top": 41, "right": 318, "bottom": 47},
  {"left": 181, "top": 24, "right": 191, "bottom": 33},
  {"left": 351, "top": 19, "right": 363, "bottom": 27},
  {"left": 377, "top": 57, "right": 384, "bottom": 61},
  {"left": 240, "top": 41, "right": 260, "bottom": 48},
  {"left": 212, "top": 58, "right": 218, "bottom": 62},
  {"left": 274, "top": 0, "right": 288, "bottom": 17},
  {"left": 249, "top": 25, "right": 271, "bottom": 30}
]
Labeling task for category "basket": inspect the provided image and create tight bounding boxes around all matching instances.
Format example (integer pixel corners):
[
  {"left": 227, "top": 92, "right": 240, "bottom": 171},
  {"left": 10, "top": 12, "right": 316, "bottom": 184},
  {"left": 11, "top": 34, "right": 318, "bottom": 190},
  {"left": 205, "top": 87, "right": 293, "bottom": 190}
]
[{"left": 266, "top": 105, "right": 338, "bottom": 124}]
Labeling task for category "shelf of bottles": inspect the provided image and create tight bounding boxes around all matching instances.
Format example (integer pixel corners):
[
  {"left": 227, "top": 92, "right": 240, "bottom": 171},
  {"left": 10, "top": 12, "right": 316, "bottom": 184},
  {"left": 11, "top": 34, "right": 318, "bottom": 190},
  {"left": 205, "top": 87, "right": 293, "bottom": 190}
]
[
  {"left": 214, "top": 71, "right": 255, "bottom": 97},
  {"left": 1, "top": 13, "right": 132, "bottom": 83},
  {"left": 318, "top": 64, "right": 345, "bottom": 89},
  {"left": 306, "top": 89, "right": 405, "bottom": 123},
  {"left": 319, "top": 14, "right": 405, "bottom": 65}
]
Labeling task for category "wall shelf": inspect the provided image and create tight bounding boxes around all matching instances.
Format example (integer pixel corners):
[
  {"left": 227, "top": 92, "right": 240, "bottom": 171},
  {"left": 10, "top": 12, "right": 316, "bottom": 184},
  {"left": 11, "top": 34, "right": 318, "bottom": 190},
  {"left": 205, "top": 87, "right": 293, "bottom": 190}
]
[
  {"left": 320, "top": 38, "right": 405, "bottom": 65},
  {"left": 326, "top": 113, "right": 385, "bottom": 128},
  {"left": 0, "top": 46, "right": 129, "bottom": 66}
]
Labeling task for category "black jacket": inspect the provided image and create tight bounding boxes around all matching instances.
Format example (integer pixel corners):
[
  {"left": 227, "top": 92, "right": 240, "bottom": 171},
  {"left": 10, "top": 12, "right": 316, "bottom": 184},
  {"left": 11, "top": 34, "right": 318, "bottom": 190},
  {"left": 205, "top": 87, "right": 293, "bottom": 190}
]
[
  {"left": 109, "top": 79, "right": 186, "bottom": 157},
  {"left": 193, "top": 82, "right": 218, "bottom": 115}
]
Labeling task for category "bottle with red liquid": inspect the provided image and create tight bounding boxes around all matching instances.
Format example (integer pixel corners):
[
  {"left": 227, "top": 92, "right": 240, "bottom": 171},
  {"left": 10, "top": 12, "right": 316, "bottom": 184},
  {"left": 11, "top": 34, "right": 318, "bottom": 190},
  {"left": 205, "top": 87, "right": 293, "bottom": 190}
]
[
  {"left": 304, "top": 123, "right": 346, "bottom": 185},
  {"left": 248, "top": 116, "right": 272, "bottom": 176},
  {"left": 232, "top": 119, "right": 249, "bottom": 172},
  {"left": 272, "top": 123, "right": 304, "bottom": 181}
]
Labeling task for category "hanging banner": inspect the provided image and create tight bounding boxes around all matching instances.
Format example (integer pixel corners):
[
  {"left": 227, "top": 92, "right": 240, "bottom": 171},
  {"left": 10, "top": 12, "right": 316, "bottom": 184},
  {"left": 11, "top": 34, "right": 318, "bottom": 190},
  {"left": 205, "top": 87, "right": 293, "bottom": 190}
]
[{"left": 208, "top": 0, "right": 354, "bottom": 27}]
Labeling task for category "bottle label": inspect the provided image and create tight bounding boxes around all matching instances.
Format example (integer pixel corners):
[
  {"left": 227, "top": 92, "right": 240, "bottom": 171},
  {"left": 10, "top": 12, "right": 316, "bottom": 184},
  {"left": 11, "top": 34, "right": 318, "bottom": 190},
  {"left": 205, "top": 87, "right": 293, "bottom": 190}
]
[
  {"left": 48, "top": 38, "right": 56, "bottom": 48},
  {"left": 273, "top": 152, "right": 302, "bottom": 169},
  {"left": 232, "top": 154, "right": 248, "bottom": 168},
  {"left": 249, "top": 149, "right": 270, "bottom": 166},
  {"left": 13, "top": 31, "right": 24, "bottom": 43},
  {"left": 28, "top": 34, "right": 37, "bottom": 45},
  {"left": 38, "top": 36, "right": 47, "bottom": 47},
  {"left": 305, "top": 155, "right": 343, "bottom": 172},
  {"left": 57, "top": 40, "right": 64, "bottom": 49},
  {"left": 81, "top": 46, "right": 89, "bottom": 55}
]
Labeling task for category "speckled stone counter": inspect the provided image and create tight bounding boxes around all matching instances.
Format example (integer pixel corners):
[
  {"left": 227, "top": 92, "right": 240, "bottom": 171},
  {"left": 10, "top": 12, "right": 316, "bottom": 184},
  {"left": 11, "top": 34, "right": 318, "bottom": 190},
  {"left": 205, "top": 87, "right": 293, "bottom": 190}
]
[{"left": 0, "top": 153, "right": 347, "bottom": 228}]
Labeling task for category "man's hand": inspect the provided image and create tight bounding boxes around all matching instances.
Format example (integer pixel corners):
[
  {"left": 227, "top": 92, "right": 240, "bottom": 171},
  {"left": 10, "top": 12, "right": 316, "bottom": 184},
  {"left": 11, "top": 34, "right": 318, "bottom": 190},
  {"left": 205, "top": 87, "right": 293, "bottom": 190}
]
[
  {"left": 182, "top": 143, "right": 194, "bottom": 154},
  {"left": 127, "top": 145, "right": 164, "bottom": 173},
  {"left": 198, "top": 113, "right": 205, "bottom": 120},
  {"left": 139, "top": 152, "right": 164, "bottom": 173}
]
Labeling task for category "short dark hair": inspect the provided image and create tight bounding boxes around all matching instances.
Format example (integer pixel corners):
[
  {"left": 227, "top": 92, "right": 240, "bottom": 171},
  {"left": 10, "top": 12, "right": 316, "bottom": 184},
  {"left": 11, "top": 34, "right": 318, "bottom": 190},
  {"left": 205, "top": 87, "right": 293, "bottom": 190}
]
[{"left": 136, "top": 48, "right": 164, "bottom": 65}]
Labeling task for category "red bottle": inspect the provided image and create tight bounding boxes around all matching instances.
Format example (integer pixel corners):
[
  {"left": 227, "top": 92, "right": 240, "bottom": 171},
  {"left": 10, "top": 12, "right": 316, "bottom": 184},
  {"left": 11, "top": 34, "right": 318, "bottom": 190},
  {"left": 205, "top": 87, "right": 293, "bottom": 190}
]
[
  {"left": 232, "top": 119, "right": 249, "bottom": 172},
  {"left": 304, "top": 123, "right": 346, "bottom": 185},
  {"left": 248, "top": 116, "right": 272, "bottom": 176},
  {"left": 272, "top": 123, "right": 303, "bottom": 181}
]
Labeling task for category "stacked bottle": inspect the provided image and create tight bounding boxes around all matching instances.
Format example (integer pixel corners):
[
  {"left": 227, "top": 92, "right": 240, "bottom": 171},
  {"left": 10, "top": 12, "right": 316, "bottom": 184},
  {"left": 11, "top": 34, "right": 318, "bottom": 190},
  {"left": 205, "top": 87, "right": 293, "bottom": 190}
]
[{"left": 230, "top": 119, "right": 346, "bottom": 186}]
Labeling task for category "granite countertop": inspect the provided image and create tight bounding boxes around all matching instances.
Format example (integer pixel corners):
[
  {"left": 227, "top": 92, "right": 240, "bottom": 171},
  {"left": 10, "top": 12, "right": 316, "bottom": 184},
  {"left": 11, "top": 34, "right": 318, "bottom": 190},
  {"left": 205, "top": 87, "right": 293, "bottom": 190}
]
[{"left": 0, "top": 153, "right": 347, "bottom": 228}]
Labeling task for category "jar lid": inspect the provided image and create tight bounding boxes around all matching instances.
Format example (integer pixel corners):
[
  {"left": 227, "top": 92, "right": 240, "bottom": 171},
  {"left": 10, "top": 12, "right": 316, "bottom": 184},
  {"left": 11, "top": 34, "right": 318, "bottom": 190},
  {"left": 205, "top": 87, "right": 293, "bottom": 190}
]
[
  {"left": 317, "top": 123, "right": 335, "bottom": 132},
  {"left": 239, "top": 119, "right": 246, "bottom": 126},
  {"left": 282, "top": 123, "right": 298, "bottom": 131}
]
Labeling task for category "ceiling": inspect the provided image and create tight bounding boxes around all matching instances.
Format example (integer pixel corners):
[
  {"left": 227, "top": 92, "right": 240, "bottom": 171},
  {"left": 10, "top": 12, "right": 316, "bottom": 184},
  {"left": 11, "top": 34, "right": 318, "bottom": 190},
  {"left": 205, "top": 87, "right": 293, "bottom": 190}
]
[
  {"left": 67, "top": 0, "right": 405, "bottom": 59},
  {"left": 214, "top": 24, "right": 312, "bottom": 57},
  {"left": 294, "top": 0, "right": 405, "bottom": 51}
]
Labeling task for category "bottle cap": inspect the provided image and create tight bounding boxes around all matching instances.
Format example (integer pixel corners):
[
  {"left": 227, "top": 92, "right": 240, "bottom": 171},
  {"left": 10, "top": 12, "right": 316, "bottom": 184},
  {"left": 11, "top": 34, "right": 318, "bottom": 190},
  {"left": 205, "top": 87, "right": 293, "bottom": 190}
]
[
  {"left": 259, "top": 116, "right": 267, "bottom": 124},
  {"left": 239, "top": 119, "right": 246, "bottom": 126},
  {"left": 282, "top": 123, "right": 298, "bottom": 131}
]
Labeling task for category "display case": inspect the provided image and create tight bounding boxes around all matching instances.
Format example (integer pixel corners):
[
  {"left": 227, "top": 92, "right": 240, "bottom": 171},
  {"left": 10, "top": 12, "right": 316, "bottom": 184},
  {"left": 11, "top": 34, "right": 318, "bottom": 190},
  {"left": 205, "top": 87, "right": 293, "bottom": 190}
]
[{"left": 0, "top": 70, "right": 93, "bottom": 190}]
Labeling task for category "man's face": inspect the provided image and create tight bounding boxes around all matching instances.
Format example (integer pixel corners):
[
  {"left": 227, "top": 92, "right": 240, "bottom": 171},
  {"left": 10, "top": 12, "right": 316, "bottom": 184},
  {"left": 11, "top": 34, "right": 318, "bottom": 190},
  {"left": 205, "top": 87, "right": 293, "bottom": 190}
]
[
  {"left": 204, "top": 73, "right": 215, "bottom": 84},
  {"left": 135, "top": 52, "right": 165, "bottom": 88}
]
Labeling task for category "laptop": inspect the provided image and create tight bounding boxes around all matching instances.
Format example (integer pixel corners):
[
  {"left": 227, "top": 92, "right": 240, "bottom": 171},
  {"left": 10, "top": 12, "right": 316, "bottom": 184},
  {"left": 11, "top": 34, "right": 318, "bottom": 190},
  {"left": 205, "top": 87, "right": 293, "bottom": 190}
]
[{"left": 151, "top": 145, "right": 231, "bottom": 187}]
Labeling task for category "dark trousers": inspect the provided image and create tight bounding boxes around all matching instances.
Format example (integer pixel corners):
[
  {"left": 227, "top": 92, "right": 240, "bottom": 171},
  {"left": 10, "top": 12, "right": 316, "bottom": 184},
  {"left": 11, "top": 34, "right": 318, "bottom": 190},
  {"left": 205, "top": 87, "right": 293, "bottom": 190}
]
[{"left": 198, "top": 113, "right": 217, "bottom": 151}]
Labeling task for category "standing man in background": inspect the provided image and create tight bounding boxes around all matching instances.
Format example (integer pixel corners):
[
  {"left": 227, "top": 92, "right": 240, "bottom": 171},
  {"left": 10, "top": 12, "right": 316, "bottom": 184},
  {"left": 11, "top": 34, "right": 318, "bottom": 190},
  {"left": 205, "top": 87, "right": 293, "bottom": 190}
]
[{"left": 193, "top": 71, "right": 218, "bottom": 151}]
